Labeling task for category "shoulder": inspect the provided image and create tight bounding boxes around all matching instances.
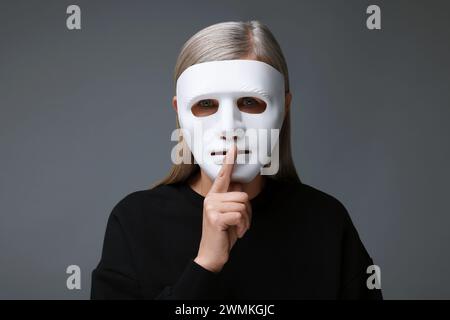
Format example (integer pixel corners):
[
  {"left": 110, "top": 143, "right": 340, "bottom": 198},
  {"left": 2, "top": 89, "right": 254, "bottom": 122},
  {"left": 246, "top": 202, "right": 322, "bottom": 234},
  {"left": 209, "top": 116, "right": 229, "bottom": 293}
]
[
  {"left": 296, "top": 183, "right": 369, "bottom": 253},
  {"left": 276, "top": 179, "right": 353, "bottom": 227},
  {"left": 281, "top": 181, "right": 376, "bottom": 276},
  {"left": 300, "top": 183, "right": 349, "bottom": 214},
  {"left": 109, "top": 183, "right": 183, "bottom": 223}
]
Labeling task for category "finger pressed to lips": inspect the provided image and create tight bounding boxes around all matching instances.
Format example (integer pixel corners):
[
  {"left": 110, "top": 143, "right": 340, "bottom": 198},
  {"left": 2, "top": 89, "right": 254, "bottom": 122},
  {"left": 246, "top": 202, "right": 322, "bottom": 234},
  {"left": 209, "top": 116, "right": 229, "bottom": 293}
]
[{"left": 211, "top": 149, "right": 251, "bottom": 156}]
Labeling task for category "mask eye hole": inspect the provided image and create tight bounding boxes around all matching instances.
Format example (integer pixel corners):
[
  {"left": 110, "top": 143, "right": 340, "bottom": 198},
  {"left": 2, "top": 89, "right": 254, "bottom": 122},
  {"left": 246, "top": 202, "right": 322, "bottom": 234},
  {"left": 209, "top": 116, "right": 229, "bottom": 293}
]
[
  {"left": 237, "top": 97, "right": 267, "bottom": 114},
  {"left": 191, "top": 99, "right": 219, "bottom": 117}
]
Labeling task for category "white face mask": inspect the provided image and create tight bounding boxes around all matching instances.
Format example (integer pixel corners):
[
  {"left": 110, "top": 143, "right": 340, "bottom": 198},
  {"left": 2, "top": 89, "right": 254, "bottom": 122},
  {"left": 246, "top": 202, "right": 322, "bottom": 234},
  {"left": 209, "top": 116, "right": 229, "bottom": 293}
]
[{"left": 176, "top": 59, "right": 285, "bottom": 183}]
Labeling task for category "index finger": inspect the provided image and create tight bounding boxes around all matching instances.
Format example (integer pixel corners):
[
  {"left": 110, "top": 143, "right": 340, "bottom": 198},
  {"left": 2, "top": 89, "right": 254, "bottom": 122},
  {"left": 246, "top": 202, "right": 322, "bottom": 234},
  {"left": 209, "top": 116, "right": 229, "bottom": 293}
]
[{"left": 208, "top": 143, "right": 237, "bottom": 194}]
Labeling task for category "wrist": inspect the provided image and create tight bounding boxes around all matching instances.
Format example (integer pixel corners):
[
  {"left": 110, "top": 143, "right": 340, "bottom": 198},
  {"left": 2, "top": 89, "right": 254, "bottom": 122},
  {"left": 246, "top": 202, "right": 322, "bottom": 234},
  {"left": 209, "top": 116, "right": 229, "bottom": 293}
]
[{"left": 194, "top": 255, "right": 225, "bottom": 273}]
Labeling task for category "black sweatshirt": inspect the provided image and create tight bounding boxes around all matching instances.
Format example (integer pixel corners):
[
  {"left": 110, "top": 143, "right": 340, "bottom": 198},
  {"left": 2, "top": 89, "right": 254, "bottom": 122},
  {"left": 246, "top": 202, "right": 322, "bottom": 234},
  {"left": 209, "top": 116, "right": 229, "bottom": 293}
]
[{"left": 90, "top": 177, "right": 382, "bottom": 300}]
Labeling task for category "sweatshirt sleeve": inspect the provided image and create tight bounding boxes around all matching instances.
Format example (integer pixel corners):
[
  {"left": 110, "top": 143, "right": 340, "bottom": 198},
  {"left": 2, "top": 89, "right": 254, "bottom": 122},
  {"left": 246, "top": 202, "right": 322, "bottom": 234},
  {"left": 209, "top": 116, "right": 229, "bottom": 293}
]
[
  {"left": 338, "top": 204, "right": 383, "bottom": 300},
  {"left": 91, "top": 203, "right": 221, "bottom": 300},
  {"left": 154, "top": 259, "right": 221, "bottom": 300},
  {"left": 90, "top": 208, "right": 142, "bottom": 299}
]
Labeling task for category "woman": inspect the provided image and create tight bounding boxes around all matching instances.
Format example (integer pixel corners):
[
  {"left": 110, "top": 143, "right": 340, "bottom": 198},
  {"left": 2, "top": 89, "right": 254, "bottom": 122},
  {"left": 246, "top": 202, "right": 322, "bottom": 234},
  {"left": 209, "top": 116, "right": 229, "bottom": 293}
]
[{"left": 91, "top": 20, "right": 382, "bottom": 300}]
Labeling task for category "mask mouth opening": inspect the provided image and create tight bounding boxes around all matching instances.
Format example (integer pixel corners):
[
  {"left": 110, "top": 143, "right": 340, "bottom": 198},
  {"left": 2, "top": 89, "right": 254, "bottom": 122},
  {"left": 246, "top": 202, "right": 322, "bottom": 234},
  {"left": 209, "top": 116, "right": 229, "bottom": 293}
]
[{"left": 211, "top": 149, "right": 251, "bottom": 156}]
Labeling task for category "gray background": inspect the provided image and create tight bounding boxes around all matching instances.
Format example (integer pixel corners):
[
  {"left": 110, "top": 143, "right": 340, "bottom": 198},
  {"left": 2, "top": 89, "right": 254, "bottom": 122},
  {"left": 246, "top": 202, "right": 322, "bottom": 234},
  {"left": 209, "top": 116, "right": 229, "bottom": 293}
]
[{"left": 1, "top": 0, "right": 449, "bottom": 299}]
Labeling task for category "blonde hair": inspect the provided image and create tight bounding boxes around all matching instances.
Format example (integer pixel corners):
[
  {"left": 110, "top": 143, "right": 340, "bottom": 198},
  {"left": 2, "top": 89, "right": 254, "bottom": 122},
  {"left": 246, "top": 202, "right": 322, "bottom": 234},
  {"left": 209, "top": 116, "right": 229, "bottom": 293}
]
[{"left": 153, "top": 20, "right": 300, "bottom": 187}]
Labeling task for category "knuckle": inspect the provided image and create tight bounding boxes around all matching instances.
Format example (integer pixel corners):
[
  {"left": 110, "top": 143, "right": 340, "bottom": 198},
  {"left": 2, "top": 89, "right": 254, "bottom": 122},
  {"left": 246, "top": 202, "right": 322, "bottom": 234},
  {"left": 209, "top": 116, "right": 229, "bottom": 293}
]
[
  {"left": 209, "top": 213, "right": 220, "bottom": 225},
  {"left": 204, "top": 198, "right": 217, "bottom": 212},
  {"left": 204, "top": 203, "right": 214, "bottom": 212}
]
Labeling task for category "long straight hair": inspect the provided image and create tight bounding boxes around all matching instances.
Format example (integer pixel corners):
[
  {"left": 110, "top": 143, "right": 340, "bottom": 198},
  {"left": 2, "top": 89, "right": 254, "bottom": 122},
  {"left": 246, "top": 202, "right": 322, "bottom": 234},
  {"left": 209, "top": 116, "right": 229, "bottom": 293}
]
[{"left": 153, "top": 20, "right": 300, "bottom": 187}]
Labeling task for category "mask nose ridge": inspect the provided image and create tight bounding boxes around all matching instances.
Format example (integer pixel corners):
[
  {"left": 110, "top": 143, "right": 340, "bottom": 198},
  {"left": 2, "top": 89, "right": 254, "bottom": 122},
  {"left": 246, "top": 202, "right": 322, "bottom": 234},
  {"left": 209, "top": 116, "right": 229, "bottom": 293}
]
[{"left": 218, "top": 97, "right": 244, "bottom": 141}]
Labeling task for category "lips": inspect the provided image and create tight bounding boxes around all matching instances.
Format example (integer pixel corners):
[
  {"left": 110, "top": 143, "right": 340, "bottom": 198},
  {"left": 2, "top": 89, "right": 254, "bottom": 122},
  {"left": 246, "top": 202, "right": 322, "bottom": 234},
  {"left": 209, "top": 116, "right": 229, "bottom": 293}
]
[{"left": 211, "top": 149, "right": 250, "bottom": 156}]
